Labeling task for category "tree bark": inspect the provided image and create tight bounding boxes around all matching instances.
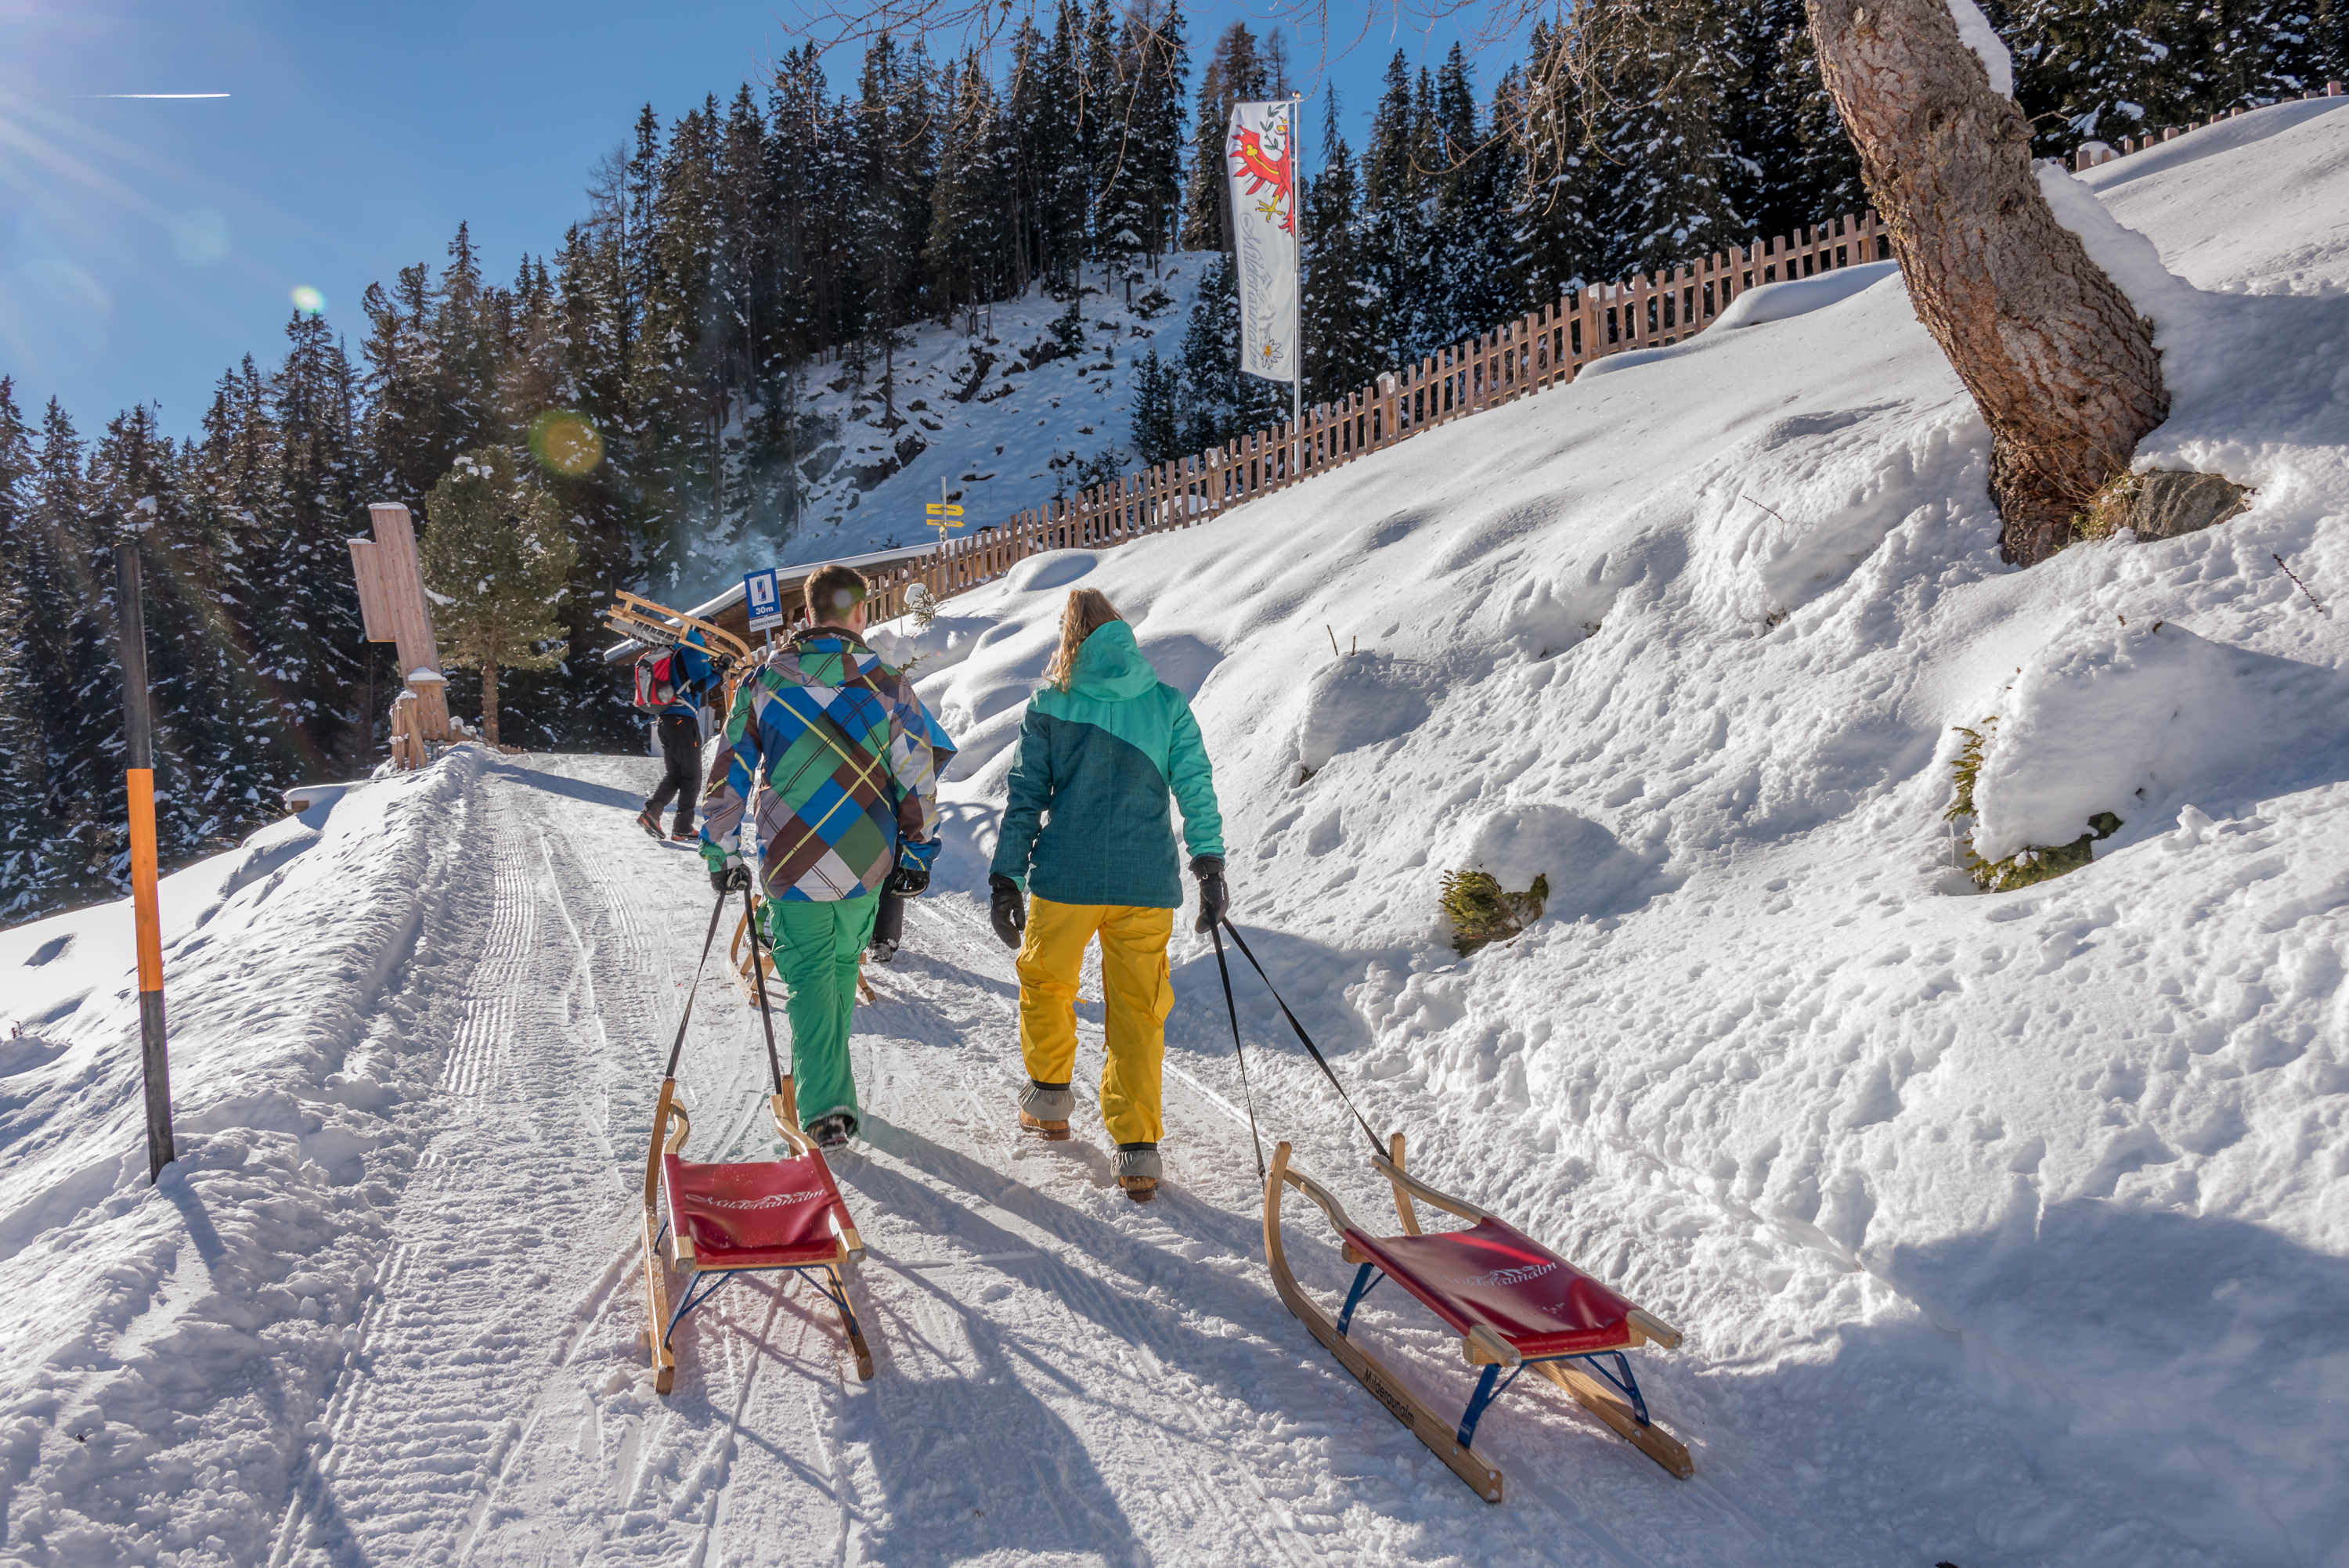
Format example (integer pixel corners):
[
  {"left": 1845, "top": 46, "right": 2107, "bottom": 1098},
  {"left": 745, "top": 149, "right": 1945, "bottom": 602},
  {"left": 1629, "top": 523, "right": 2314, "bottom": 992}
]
[
  {"left": 1805, "top": 0, "right": 2170, "bottom": 565},
  {"left": 481, "top": 663, "right": 500, "bottom": 748}
]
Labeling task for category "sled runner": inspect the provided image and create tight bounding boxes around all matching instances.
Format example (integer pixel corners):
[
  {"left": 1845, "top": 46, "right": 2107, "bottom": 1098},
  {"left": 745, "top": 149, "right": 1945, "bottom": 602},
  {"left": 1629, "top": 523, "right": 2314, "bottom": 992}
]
[
  {"left": 642, "top": 889, "right": 873, "bottom": 1393},
  {"left": 1211, "top": 920, "right": 1690, "bottom": 1503}
]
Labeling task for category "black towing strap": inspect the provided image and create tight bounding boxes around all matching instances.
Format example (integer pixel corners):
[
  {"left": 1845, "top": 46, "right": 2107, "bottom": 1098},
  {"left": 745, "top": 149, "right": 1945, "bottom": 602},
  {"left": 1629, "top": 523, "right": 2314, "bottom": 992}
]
[{"left": 1211, "top": 917, "right": 1386, "bottom": 1180}]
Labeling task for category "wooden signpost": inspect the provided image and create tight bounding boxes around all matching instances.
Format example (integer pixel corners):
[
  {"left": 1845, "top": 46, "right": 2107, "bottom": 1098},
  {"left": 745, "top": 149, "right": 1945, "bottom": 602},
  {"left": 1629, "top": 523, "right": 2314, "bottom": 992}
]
[
  {"left": 929, "top": 476, "right": 965, "bottom": 552},
  {"left": 347, "top": 503, "right": 450, "bottom": 752}
]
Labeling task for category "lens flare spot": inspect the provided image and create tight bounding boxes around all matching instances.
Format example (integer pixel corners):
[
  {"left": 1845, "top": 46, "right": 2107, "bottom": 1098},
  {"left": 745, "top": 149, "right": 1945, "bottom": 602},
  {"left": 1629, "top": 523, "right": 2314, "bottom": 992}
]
[
  {"left": 290, "top": 285, "right": 326, "bottom": 316},
  {"left": 169, "top": 207, "right": 232, "bottom": 268},
  {"left": 529, "top": 409, "right": 604, "bottom": 475}
]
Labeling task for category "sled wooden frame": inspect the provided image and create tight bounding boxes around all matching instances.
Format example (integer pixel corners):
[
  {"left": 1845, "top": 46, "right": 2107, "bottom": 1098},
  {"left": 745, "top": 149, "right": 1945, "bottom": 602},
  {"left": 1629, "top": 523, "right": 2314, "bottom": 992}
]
[
  {"left": 1263, "top": 1134, "right": 1692, "bottom": 1502},
  {"left": 605, "top": 589, "right": 756, "bottom": 711},
  {"left": 639, "top": 889, "right": 872, "bottom": 1396},
  {"left": 727, "top": 897, "right": 875, "bottom": 1008}
]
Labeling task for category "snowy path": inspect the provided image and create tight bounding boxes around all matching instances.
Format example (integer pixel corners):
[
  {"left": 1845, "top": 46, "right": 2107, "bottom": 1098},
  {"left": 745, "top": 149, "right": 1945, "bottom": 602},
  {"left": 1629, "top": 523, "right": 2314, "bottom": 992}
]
[{"left": 260, "top": 754, "right": 1823, "bottom": 1568}]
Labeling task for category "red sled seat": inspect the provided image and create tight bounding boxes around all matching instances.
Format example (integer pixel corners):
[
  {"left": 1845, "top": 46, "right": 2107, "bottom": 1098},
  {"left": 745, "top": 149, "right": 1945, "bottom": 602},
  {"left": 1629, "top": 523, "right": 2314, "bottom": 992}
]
[
  {"left": 662, "top": 1152, "right": 850, "bottom": 1271},
  {"left": 1340, "top": 1217, "right": 1636, "bottom": 1358}
]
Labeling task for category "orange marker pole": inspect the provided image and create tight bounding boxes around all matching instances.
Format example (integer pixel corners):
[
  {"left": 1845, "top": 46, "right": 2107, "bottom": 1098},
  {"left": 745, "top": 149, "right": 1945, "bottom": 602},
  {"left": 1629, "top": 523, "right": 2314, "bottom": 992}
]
[{"left": 115, "top": 544, "right": 175, "bottom": 1181}]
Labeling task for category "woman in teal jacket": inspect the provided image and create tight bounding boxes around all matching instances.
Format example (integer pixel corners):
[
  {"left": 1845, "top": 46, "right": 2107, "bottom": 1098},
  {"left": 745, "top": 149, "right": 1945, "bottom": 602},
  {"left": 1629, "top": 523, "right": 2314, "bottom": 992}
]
[{"left": 989, "top": 589, "right": 1228, "bottom": 1201}]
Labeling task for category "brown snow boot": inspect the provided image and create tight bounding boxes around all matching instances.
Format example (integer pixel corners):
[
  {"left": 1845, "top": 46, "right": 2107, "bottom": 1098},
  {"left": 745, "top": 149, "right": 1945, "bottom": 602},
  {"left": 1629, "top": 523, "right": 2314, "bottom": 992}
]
[
  {"left": 1116, "top": 1144, "right": 1161, "bottom": 1203},
  {"left": 634, "top": 807, "right": 663, "bottom": 838},
  {"left": 1019, "top": 1080, "right": 1073, "bottom": 1141}
]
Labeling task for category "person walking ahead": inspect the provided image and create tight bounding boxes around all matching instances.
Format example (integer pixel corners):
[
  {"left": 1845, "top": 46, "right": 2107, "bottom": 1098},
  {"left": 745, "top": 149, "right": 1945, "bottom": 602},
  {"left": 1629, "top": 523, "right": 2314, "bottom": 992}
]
[
  {"left": 702, "top": 564, "right": 940, "bottom": 1149},
  {"left": 637, "top": 629, "right": 716, "bottom": 842},
  {"left": 989, "top": 589, "right": 1228, "bottom": 1202}
]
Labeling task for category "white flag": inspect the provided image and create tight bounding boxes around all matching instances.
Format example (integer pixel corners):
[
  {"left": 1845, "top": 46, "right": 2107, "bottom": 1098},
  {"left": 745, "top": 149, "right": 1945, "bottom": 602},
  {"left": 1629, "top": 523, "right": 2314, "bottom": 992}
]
[{"left": 1225, "top": 99, "right": 1299, "bottom": 385}]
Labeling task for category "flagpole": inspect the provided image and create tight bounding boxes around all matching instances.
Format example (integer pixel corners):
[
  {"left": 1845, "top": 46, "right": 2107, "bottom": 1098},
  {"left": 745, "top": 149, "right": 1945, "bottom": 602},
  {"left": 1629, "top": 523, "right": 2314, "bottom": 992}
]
[{"left": 1290, "top": 92, "right": 1304, "bottom": 488}]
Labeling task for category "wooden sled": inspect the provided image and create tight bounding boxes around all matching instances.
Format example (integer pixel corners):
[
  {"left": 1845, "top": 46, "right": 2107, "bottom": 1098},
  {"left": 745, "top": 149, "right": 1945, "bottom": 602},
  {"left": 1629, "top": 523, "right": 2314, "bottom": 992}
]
[
  {"left": 728, "top": 899, "right": 874, "bottom": 1007},
  {"left": 604, "top": 589, "right": 757, "bottom": 710},
  {"left": 1264, "top": 1135, "right": 1690, "bottom": 1502},
  {"left": 641, "top": 890, "right": 873, "bottom": 1393}
]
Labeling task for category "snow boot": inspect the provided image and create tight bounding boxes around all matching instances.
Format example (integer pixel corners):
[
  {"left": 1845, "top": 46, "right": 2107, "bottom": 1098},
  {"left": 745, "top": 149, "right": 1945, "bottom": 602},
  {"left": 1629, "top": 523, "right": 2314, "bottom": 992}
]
[
  {"left": 1115, "top": 1143, "right": 1161, "bottom": 1202},
  {"left": 807, "top": 1112, "right": 856, "bottom": 1152},
  {"left": 669, "top": 827, "right": 697, "bottom": 843},
  {"left": 634, "top": 807, "right": 663, "bottom": 839},
  {"left": 868, "top": 936, "right": 898, "bottom": 964},
  {"left": 1019, "top": 1080, "right": 1073, "bottom": 1141}
]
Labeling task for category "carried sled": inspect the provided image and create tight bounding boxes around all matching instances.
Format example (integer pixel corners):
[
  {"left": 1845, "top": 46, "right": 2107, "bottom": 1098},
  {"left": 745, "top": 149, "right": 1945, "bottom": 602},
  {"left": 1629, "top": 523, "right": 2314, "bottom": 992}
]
[
  {"left": 641, "top": 888, "right": 873, "bottom": 1393},
  {"left": 604, "top": 589, "right": 756, "bottom": 711}
]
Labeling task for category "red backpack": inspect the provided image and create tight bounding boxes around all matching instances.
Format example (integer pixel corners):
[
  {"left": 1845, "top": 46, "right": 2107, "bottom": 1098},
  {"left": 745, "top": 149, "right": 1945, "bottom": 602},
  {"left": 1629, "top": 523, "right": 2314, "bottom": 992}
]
[{"left": 632, "top": 650, "right": 682, "bottom": 712}]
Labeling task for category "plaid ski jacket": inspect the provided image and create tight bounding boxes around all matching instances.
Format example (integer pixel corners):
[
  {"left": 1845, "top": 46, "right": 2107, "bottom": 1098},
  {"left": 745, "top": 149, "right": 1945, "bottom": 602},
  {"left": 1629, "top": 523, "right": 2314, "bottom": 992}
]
[{"left": 700, "top": 626, "right": 940, "bottom": 901}]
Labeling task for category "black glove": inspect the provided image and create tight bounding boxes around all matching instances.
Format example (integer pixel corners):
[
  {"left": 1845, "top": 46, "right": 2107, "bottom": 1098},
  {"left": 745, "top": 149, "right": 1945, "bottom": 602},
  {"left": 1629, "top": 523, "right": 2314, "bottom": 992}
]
[
  {"left": 887, "top": 837, "right": 938, "bottom": 897},
  {"left": 710, "top": 862, "right": 752, "bottom": 896},
  {"left": 989, "top": 874, "right": 1027, "bottom": 950},
  {"left": 1191, "top": 855, "right": 1229, "bottom": 933}
]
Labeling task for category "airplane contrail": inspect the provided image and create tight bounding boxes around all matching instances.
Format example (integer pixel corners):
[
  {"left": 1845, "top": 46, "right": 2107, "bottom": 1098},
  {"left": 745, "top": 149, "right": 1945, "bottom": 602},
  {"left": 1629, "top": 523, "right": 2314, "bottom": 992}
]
[{"left": 83, "top": 93, "right": 232, "bottom": 99}]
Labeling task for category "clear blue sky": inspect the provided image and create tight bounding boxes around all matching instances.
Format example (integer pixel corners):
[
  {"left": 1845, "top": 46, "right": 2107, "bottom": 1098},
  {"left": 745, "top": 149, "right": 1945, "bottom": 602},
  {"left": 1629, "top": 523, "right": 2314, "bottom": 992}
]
[{"left": 1, "top": 0, "right": 1517, "bottom": 442}]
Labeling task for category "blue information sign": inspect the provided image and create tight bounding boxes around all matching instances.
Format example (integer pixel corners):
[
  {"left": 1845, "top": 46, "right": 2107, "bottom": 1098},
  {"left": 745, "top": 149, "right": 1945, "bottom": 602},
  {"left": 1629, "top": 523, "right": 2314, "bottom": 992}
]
[{"left": 743, "top": 568, "right": 785, "bottom": 633}]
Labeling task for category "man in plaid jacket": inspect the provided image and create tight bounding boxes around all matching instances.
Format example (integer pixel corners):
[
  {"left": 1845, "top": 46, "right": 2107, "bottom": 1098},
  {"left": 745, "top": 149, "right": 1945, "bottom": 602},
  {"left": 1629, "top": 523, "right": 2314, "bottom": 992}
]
[{"left": 700, "top": 562, "right": 941, "bottom": 1148}]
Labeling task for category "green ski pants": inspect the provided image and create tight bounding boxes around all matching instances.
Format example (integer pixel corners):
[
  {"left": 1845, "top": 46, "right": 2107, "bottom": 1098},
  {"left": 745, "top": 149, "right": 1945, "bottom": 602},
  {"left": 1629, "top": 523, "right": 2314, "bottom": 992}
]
[{"left": 763, "top": 896, "right": 880, "bottom": 1132}]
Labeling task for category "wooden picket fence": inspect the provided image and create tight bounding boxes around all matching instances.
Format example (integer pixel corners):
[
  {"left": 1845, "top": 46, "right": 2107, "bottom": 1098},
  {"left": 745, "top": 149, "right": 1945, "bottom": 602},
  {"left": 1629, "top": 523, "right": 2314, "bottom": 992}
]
[
  {"left": 2075, "top": 80, "right": 2344, "bottom": 169},
  {"left": 857, "top": 210, "right": 1893, "bottom": 625}
]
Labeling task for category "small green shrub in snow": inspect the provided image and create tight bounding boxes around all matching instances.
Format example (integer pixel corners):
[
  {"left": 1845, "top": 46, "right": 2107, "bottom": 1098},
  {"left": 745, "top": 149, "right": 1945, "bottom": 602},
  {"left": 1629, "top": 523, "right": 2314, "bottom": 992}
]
[{"left": 1441, "top": 871, "right": 1549, "bottom": 955}]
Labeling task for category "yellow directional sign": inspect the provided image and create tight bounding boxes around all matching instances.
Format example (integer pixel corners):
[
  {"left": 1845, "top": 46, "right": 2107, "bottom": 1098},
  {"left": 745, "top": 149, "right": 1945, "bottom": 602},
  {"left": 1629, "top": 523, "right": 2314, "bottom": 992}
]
[{"left": 926, "top": 501, "right": 966, "bottom": 528}]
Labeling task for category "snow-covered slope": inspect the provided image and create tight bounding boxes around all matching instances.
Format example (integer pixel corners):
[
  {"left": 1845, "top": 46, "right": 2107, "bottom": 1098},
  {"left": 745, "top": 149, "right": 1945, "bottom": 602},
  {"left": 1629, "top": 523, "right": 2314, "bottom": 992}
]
[
  {"left": 5, "top": 99, "right": 2346, "bottom": 1567},
  {"left": 678, "top": 262, "right": 1203, "bottom": 597},
  {"left": 872, "top": 97, "right": 2349, "bottom": 1563}
]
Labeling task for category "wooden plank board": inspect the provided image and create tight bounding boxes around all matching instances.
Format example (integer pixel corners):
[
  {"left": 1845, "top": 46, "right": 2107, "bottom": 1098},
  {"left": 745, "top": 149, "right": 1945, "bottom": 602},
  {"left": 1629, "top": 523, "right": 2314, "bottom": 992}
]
[{"left": 644, "top": 1205, "right": 676, "bottom": 1394}]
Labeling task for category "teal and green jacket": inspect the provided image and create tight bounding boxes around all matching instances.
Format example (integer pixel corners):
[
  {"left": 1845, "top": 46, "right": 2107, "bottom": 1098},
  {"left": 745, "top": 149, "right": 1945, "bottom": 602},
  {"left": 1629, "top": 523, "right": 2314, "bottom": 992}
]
[{"left": 991, "top": 620, "right": 1223, "bottom": 910}]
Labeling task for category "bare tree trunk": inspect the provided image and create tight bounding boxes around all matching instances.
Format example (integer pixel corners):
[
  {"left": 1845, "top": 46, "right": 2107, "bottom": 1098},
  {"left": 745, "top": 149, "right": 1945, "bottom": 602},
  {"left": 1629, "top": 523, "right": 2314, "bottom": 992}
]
[
  {"left": 1805, "top": 0, "right": 2170, "bottom": 565},
  {"left": 481, "top": 664, "right": 500, "bottom": 749}
]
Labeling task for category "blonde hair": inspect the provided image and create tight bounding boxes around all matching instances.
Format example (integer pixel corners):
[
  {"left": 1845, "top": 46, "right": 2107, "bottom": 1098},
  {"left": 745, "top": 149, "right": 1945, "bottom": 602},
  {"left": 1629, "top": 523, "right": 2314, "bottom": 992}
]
[{"left": 1044, "top": 588, "right": 1124, "bottom": 691}]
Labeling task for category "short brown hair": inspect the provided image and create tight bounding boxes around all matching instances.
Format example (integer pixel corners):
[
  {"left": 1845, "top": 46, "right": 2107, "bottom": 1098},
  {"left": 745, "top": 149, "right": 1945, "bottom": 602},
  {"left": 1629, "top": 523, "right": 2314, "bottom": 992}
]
[{"left": 803, "top": 563, "right": 868, "bottom": 624}]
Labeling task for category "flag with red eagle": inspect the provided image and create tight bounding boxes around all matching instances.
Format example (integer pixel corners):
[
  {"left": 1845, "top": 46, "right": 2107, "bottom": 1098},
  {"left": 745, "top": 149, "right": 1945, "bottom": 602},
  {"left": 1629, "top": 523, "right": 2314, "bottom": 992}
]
[{"left": 1225, "top": 99, "right": 1299, "bottom": 385}]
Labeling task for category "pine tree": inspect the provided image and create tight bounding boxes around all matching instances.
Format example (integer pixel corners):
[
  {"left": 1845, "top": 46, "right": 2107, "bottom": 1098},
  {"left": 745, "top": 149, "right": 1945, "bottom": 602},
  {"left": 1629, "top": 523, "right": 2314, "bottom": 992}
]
[
  {"left": 419, "top": 446, "right": 576, "bottom": 748},
  {"left": 1361, "top": 52, "right": 1433, "bottom": 360},
  {"left": 931, "top": 57, "right": 1014, "bottom": 326},
  {"left": 0, "top": 378, "right": 49, "bottom": 917},
  {"left": 1513, "top": 16, "right": 1616, "bottom": 298},
  {"left": 268, "top": 312, "right": 367, "bottom": 773},
  {"left": 9, "top": 403, "right": 117, "bottom": 903},
  {"left": 1590, "top": 0, "right": 1746, "bottom": 278},
  {"left": 1300, "top": 97, "right": 1378, "bottom": 402},
  {"left": 1178, "top": 23, "right": 1267, "bottom": 251},
  {"left": 1129, "top": 348, "right": 1183, "bottom": 463}
]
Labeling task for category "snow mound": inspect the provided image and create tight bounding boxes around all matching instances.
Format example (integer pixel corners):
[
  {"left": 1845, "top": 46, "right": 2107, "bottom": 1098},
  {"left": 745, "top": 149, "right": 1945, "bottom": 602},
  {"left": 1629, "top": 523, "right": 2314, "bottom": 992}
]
[
  {"left": 1710, "top": 258, "right": 1900, "bottom": 330},
  {"left": 1968, "top": 618, "right": 2246, "bottom": 859}
]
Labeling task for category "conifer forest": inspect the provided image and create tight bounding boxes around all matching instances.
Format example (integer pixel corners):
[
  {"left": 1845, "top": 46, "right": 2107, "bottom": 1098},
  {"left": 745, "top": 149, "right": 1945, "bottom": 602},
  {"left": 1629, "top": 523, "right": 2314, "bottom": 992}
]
[{"left": 2, "top": 0, "right": 2340, "bottom": 923}]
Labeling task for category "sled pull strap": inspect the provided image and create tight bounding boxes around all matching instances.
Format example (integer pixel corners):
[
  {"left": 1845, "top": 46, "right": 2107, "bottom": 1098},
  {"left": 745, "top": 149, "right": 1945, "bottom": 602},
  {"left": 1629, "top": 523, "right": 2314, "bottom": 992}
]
[
  {"left": 1210, "top": 923, "right": 1268, "bottom": 1182},
  {"left": 739, "top": 884, "right": 788, "bottom": 1097},
  {"left": 664, "top": 892, "right": 733, "bottom": 1080},
  {"left": 1218, "top": 918, "right": 1385, "bottom": 1162}
]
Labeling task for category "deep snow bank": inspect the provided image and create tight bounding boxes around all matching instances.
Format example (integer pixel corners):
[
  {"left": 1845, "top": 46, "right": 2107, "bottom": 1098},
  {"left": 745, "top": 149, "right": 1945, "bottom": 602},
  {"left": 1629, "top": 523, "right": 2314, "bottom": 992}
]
[
  {"left": 0, "top": 755, "right": 495, "bottom": 1560},
  {"left": 876, "top": 99, "right": 2349, "bottom": 1565}
]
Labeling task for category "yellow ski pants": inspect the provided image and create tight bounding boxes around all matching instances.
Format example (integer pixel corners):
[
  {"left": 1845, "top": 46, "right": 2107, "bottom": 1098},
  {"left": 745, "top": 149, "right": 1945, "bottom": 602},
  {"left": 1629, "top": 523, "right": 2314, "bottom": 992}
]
[{"left": 1016, "top": 895, "right": 1174, "bottom": 1146}]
